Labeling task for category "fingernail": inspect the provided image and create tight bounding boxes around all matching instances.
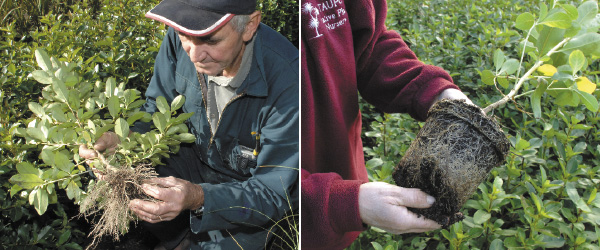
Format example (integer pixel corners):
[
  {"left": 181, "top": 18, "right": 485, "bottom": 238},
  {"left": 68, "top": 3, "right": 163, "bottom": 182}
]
[{"left": 427, "top": 196, "right": 436, "bottom": 205}]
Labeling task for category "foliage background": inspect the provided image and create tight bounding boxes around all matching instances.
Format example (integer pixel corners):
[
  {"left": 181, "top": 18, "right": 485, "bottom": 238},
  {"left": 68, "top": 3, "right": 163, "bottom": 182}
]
[
  {"left": 0, "top": 0, "right": 298, "bottom": 248},
  {"left": 351, "top": 0, "right": 600, "bottom": 249}
]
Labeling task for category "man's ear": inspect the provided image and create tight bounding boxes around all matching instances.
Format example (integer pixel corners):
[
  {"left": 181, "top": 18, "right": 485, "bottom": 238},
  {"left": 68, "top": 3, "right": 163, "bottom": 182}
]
[{"left": 242, "top": 11, "right": 261, "bottom": 42}]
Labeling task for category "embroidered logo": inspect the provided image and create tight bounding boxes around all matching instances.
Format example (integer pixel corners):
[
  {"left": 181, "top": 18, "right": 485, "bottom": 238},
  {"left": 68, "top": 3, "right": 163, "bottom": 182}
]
[
  {"left": 302, "top": 3, "right": 323, "bottom": 39},
  {"left": 302, "top": 0, "right": 348, "bottom": 39}
]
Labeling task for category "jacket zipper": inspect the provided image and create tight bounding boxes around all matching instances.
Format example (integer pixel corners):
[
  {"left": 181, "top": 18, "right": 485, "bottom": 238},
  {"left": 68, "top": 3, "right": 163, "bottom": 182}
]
[{"left": 206, "top": 92, "right": 247, "bottom": 150}]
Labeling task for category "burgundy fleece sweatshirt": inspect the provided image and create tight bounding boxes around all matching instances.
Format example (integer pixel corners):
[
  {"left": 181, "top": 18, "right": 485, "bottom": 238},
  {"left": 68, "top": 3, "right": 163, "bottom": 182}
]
[{"left": 300, "top": 0, "right": 459, "bottom": 249}]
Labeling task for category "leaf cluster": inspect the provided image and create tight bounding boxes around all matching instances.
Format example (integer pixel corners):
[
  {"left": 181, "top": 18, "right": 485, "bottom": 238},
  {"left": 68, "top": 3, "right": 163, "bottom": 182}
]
[{"left": 9, "top": 48, "right": 195, "bottom": 216}]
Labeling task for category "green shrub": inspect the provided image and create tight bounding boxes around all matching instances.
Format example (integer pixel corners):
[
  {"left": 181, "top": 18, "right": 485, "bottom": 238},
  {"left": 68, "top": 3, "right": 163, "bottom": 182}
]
[{"left": 355, "top": 0, "right": 600, "bottom": 249}]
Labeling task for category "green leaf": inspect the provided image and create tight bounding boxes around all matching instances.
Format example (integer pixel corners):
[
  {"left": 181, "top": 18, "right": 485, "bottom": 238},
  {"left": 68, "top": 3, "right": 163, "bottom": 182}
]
[
  {"left": 568, "top": 50, "right": 586, "bottom": 74},
  {"left": 66, "top": 181, "right": 79, "bottom": 200},
  {"left": 515, "top": 12, "right": 535, "bottom": 31},
  {"left": 566, "top": 182, "right": 591, "bottom": 213},
  {"left": 171, "top": 95, "right": 185, "bottom": 112},
  {"left": 370, "top": 242, "right": 383, "bottom": 250},
  {"left": 576, "top": 90, "right": 599, "bottom": 112},
  {"left": 489, "top": 239, "right": 505, "bottom": 250},
  {"left": 493, "top": 49, "right": 505, "bottom": 72},
  {"left": 153, "top": 112, "right": 167, "bottom": 133},
  {"left": 31, "top": 70, "right": 53, "bottom": 84},
  {"left": 115, "top": 118, "right": 130, "bottom": 139},
  {"left": 539, "top": 2, "right": 548, "bottom": 21},
  {"left": 176, "top": 133, "right": 196, "bottom": 143},
  {"left": 500, "top": 59, "right": 520, "bottom": 75},
  {"left": 479, "top": 70, "right": 495, "bottom": 85},
  {"left": 9, "top": 174, "right": 44, "bottom": 189},
  {"left": 28, "top": 102, "right": 45, "bottom": 117},
  {"left": 33, "top": 188, "right": 49, "bottom": 215},
  {"left": 540, "top": 12, "right": 572, "bottom": 29},
  {"left": 52, "top": 79, "right": 69, "bottom": 102},
  {"left": 156, "top": 96, "right": 170, "bottom": 114},
  {"left": 473, "top": 210, "right": 491, "bottom": 225},
  {"left": 35, "top": 48, "right": 53, "bottom": 71},
  {"left": 126, "top": 111, "right": 147, "bottom": 125},
  {"left": 576, "top": 1, "right": 599, "bottom": 25},
  {"left": 16, "top": 162, "right": 38, "bottom": 175},
  {"left": 26, "top": 127, "right": 47, "bottom": 142},
  {"left": 170, "top": 112, "right": 194, "bottom": 126},
  {"left": 497, "top": 77, "right": 509, "bottom": 89},
  {"left": 537, "top": 26, "right": 565, "bottom": 56},
  {"left": 53, "top": 151, "right": 72, "bottom": 173},
  {"left": 560, "top": 4, "right": 578, "bottom": 21},
  {"left": 106, "top": 77, "right": 116, "bottom": 97},
  {"left": 57, "top": 230, "right": 71, "bottom": 245},
  {"left": 532, "top": 80, "right": 549, "bottom": 119},
  {"left": 50, "top": 106, "right": 67, "bottom": 123},
  {"left": 560, "top": 33, "right": 600, "bottom": 56},
  {"left": 123, "top": 89, "right": 140, "bottom": 107},
  {"left": 107, "top": 96, "right": 120, "bottom": 118},
  {"left": 7, "top": 63, "right": 16, "bottom": 74},
  {"left": 68, "top": 89, "right": 81, "bottom": 111},
  {"left": 554, "top": 89, "right": 580, "bottom": 107},
  {"left": 530, "top": 192, "right": 542, "bottom": 213}
]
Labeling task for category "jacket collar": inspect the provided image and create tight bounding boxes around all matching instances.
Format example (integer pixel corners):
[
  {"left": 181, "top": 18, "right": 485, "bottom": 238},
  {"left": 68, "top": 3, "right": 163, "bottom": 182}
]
[{"left": 235, "top": 24, "right": 268, "bottom": 98}]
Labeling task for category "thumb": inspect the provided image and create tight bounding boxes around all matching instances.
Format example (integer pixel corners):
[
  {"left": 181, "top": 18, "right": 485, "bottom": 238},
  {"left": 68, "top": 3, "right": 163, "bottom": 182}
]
[
  {"left": 94, "top": 132, "right": 118, "bottom": 152},
  {"left": 395, "top": 187, "right": 436, "bottom": 209}
]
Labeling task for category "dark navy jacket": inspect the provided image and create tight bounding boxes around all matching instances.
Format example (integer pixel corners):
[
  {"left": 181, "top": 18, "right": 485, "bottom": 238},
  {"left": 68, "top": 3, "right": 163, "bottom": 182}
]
[{"left": 140, "top": 24, "right": 298, "bottom": 248}]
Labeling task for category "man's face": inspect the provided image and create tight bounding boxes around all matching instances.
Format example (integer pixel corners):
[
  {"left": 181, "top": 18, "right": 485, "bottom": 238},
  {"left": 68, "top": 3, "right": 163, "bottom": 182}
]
[{"left": 178, "top": 23, "right": 245, "bottom": 77}]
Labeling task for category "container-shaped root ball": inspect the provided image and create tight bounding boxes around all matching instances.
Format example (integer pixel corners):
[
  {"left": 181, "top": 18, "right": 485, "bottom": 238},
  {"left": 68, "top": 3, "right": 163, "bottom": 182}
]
[{"left": 392, "top": 99, "right": 510, "bottom": 227}]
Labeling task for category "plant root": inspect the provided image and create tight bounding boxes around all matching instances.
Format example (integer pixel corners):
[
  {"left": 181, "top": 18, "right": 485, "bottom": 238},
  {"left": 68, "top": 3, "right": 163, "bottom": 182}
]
[
  {"left": 79, "top": 163, "right": 158, "bottom": 249},
  {"left": 393, "top": 99, "right": 510, "bottom": 227}
]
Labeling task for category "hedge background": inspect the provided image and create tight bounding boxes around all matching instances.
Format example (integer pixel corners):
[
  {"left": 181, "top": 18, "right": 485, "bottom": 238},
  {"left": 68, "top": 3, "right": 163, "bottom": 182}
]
[{"left": 351, "top": 0, "right": 600, "bottom": 249}]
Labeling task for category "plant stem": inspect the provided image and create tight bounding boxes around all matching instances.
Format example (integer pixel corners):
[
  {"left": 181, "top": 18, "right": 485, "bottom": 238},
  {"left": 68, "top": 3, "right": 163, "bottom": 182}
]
[
  {"left": 483, "top": 37, "right": 572, "bottom": 114},
  {"left": 43, "top": 170, "right": 92, "bottom": 186}
]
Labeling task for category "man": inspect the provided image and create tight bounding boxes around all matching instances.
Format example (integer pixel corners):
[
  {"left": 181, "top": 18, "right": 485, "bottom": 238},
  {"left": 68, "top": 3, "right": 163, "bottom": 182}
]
[
  {"left": 81, "top": 0, "right": 299, "bottom": 249},
  {"left": 301, "top": 0, "right": 473, "bottom": 249}
]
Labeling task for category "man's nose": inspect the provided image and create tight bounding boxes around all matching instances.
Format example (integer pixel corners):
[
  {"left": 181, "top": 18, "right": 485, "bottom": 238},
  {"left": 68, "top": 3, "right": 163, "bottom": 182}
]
[{"left": 188, "top": 44, "right": 208, "bottom": 63}]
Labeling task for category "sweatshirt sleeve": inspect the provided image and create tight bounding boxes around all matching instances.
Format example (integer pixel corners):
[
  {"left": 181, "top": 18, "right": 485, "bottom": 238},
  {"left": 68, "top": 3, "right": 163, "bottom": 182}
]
[
  {"left": 301, "top": 168, "right": 367, "bottom": 249},
  {"left": 350, "top": 0, "right": 459, "bottom": 121}
]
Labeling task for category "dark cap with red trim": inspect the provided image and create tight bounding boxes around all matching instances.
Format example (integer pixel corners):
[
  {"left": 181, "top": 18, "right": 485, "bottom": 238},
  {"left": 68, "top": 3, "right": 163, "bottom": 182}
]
[{"left": 146, "top": 0, "right": 257, "bottom": 37}]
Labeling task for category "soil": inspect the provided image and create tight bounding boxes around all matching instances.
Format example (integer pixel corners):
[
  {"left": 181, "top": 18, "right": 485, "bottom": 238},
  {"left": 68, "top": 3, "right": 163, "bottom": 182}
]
[{"left": 393, "top": 99, "right": 510, "bottom": 227}]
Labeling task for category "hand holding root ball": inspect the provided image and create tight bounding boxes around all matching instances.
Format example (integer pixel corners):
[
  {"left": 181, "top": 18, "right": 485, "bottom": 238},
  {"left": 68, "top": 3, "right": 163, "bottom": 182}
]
[
  {"left": 359, "top": 182, "right": 441, "bottom": 234},
  {"left": 129, "top": 176, "right": 205, "bottom": 223},
  {"left": 79, "top": 132, "right": 204, "bottom": 223}
]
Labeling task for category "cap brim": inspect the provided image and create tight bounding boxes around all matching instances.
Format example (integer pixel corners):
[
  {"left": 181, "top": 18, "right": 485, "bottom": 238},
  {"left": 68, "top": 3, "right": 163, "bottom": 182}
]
[{"left": 146, "top": 0, "right": 234, "bottom": 37}]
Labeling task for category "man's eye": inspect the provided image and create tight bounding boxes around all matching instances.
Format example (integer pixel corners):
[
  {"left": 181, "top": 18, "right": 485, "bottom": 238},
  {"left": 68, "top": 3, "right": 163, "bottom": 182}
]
[{"left": 201, "top": 39, "right": 219, "bottom": 45}]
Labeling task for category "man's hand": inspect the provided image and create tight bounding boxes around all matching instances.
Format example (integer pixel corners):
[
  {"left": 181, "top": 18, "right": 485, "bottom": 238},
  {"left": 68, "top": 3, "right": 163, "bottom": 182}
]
[
  {"left": 78, "top": 132, "right": 120, "bottom": 179},
  {"left": 359, "top": 182, "right": 441, "bottom": 234},
  {"left": 78, "top": 131, "right": 120, "bottom": 159},
  {"left": 435, "top": 88, "right": 473, "bottom": 105},
  {"left": 129, "top": 176, "right": 204, "bottom": 223}
]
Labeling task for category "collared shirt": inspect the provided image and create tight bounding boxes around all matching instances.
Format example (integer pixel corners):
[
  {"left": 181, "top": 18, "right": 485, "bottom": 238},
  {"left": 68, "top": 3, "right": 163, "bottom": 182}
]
[{"left": 203, "top": 37, "right": 255, "bottom": 133}]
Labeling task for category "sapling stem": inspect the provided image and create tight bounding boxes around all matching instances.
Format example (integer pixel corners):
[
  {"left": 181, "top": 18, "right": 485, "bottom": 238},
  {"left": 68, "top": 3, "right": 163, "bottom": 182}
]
[{"left": 482, "top": 37, "right": 572, "bottom": 114}]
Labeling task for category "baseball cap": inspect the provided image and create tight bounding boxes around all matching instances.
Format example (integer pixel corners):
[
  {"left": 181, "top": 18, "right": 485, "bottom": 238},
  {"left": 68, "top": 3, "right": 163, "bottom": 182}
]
[{"left": 146, "top": 0, "right": 257, "bottom": 37}]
